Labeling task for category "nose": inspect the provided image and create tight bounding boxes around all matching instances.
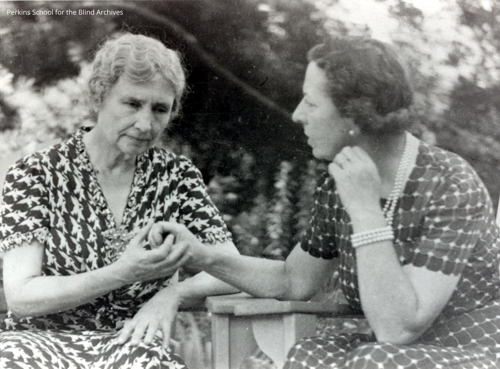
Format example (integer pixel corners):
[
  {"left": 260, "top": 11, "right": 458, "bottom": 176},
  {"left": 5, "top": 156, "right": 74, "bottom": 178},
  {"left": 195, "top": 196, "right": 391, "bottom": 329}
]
[
  {"left": 135, "top": 108, "right": 154, "bottom": 132},
  {"left": 292, "top": 100, "right": 305, "bottom": 126}
]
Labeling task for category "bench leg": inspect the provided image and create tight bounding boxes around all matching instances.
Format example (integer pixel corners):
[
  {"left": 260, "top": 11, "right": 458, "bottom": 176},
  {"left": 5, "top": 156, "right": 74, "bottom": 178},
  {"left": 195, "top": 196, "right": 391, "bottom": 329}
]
[
  {"left": 251, "top": 314, "right": 317, "bottom": 369},
  {"left": 211, "top": 314, "right": 259, "bottom": 369}
]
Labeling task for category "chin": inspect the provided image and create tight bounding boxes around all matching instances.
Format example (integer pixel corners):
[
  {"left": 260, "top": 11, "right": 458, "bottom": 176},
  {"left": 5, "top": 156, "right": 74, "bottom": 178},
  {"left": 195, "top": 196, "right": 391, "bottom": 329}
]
[
  {"left": 312, "top": 149, "right": 334, "bottom": 161},
  {"left": 120, "top": 144, "right": 150, "bottom": 156}
]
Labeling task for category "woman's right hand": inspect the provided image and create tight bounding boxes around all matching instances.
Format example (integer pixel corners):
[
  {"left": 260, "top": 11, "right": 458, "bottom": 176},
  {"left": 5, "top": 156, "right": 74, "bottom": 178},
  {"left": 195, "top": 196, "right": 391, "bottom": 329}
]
[
  {"left": 113, "top": 222, "right": 191, "bottom": 284},
  {"left": 328, "top": 146, "right": 383, "bottom": 218}
]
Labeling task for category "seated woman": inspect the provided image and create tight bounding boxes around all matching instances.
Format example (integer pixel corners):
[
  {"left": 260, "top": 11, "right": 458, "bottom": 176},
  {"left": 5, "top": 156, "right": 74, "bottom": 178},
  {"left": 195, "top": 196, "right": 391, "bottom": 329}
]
[
  {"left": 154, "top": 36, "right": 500, "bottom": 368},
  {"left": 0, "top": 33, "right": 238, "bottom": 369}
]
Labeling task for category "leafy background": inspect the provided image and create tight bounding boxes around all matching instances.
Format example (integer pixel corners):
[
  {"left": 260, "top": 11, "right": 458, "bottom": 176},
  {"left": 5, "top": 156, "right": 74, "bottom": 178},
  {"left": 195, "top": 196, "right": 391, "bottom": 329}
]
[{"left": 0, "top": 1, "right": 499, "bottom": 367}]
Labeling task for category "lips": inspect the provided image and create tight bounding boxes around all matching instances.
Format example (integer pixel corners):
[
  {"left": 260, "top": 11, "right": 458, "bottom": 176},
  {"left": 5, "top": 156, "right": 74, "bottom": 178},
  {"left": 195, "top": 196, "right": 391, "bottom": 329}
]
[{"left": 128, "top": 136, "right": 150, "bottom": 142}]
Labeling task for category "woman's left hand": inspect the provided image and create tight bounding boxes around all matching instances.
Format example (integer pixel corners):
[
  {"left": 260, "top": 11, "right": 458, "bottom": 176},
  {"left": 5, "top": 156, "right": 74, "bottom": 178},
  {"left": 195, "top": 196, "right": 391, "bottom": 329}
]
[
  {"left": 328, "top": 146, "right": 382, "bottom": 213},
  {"left": 117, "top": 286, "right": 180, "bottom": 349}
]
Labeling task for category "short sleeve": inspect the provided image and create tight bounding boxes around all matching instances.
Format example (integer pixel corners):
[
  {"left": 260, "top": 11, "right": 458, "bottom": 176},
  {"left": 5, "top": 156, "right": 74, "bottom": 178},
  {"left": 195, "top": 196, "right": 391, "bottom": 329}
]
[
  {"left": 0, "top": 156, "right": 50, "bottom": 251},
  {"left": 403, "top": 179, "right": 484, "bottom": 276},
  {"left": 300, "top": 174, "right": 340, "bottom": 259},
  {"left": 177, "top": 158, "right": 232, "bottom": 245}
]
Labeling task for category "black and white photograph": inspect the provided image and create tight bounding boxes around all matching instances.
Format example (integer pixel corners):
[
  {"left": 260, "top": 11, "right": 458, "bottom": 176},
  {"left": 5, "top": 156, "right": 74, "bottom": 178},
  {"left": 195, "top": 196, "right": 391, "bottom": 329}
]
[{"left": 0, "top": 1, "right": 499, "bottom": 368}]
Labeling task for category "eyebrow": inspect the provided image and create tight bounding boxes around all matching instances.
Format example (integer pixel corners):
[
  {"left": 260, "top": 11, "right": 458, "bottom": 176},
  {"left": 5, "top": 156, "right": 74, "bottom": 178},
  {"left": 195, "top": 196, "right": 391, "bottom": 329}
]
[
  {"left": 153, "top": 102, "right": 171, "bottom": 110},
  {"left": 120, "top": 96, "right": 171, "bottom": 107},
  {"left": 121, "top": 96, "right": 143, "bottom": 102}
]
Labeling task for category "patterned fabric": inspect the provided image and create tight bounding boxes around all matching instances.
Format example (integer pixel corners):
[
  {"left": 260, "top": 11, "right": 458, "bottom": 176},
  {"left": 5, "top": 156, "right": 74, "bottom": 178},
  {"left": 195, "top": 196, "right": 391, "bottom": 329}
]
[
  {"left": 286, "top": 139, "right": 500, "bottom": 368},
  {"left": 0, "top": 127, "right": 232, "bottom": 368},
  {"left": 285, "top": 334, "right": 497, "bottom": 369},
  {"left": 0, "top": 330, "right": 186, "bottom": 369}
]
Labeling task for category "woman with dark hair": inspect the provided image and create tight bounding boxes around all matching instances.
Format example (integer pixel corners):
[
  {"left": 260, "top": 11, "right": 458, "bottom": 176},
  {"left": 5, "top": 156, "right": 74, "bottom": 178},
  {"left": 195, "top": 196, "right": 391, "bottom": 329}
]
[
  {"left": 154, "top": 36, "right": 500, "bottom": 368},
  {"left": 0, "top": 32, "right": 239, "bottom": 368}
]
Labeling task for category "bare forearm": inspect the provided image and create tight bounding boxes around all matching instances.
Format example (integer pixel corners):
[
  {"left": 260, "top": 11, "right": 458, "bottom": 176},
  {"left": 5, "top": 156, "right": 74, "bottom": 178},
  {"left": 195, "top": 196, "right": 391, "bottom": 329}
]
[
  {"left": 356, "top": 243, "right": 421, "bottom": 342},
  {"left": 197, "top": 249, "right": 293, "bottom": 299},
  {"left": 169, "top": 271, "right": 239, "bottom": 309},
  {"left": 149, "top": 225, "right": 312, "bottom": 301},
  {"left": 351, "top": 208, "right": 421, "bottom": 342},
  {"left": 6, "top": 264, "right": 126, "bottom": 318}
]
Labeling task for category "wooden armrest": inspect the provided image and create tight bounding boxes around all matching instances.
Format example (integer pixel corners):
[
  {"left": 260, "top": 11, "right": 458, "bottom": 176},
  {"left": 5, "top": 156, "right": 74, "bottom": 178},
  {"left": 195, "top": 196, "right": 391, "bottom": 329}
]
[
  {"left": 205, "top": 293, "right": 256, "bottom": 313},
  {"left": 206, "top": 293, "right": 362, "bottom": 318}
]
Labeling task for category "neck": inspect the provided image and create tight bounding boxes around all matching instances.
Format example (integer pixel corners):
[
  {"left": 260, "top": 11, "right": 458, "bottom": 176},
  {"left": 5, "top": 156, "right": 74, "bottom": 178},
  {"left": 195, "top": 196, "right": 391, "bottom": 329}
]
[
  {"left": 83, "top": 127, "right": 136, "bottom": 175},
  {"left": 357, "top": 131, "right": 408, "bottom": 196}
]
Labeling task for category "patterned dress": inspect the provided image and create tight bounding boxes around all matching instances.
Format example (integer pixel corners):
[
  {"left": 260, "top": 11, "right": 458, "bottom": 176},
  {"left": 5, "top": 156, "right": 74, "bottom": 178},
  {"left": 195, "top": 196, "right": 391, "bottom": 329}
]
[
  {"left": 285, "top": 139, "right": 500, "bottom": 369},
  {"left": 0, "top": 127, "right": 232, "bottom": 369}
]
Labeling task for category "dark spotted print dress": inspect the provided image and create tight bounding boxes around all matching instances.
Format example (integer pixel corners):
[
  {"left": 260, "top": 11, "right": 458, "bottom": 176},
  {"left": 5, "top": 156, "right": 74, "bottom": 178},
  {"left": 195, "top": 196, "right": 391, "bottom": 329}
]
[
  {"left": 286, "top": 139, "right": 500, "bottom": 369},
  {"left": 0, "top": 127, "right": 232, "bottom": 369}
]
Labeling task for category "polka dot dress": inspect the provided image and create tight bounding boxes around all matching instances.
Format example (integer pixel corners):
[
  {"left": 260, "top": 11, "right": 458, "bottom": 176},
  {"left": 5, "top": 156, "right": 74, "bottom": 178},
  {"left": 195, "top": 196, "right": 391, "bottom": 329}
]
[{"left": 286, "top": 139, "right": 500, "bottom": 368}]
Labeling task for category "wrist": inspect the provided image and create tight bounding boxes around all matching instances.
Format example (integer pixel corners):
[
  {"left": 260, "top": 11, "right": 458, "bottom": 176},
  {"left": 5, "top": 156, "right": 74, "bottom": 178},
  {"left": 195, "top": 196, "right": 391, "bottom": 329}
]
[
  {"left": 157, "top": 284, "right": 183, "bottom": 307},
  {"left": 190, "top": 242, "right": 212, "bottom": 271},
  {"left": 345, "top": 197, "right": 379, "bottom": 216},
  {"left": 105, "top": 262, "right": 131, "bottom": 288},
  {"left": 167, "top": 278, "right": 206, "bottom": 309},
  {"left": 349, "top": 205, "right": 387, "bottom": 233},
  {"left": 351, "top": 226, "right": 394, "bottom": 249}
]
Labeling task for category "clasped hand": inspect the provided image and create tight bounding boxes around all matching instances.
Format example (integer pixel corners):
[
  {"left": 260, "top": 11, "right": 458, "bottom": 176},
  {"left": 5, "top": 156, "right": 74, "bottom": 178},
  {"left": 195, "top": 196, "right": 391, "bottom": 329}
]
[{"left": 113, "top": 221, "right": 191, "bottom": 285}]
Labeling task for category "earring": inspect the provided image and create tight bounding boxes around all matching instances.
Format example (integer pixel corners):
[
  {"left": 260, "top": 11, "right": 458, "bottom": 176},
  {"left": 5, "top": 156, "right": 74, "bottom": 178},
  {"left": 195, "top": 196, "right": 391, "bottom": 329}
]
[{"left": 348, "top": 130, "right": 355, "bottom": 136}]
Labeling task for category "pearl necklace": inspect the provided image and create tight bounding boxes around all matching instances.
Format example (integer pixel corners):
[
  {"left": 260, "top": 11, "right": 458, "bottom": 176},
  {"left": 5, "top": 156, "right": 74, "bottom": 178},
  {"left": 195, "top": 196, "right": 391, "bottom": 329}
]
[{"left": 382, "top": 132, "right": 416, "bottom": 226}]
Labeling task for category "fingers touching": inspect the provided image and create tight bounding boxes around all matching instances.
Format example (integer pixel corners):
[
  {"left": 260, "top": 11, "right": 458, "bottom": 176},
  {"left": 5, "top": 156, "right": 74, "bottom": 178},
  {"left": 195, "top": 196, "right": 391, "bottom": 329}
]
[{"left": 129, "top": 220, "right": 154, "bottom": 250}]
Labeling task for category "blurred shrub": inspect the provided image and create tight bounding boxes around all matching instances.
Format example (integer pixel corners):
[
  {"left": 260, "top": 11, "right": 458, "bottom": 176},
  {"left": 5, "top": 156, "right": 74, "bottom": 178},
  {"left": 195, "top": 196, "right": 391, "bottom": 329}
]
[{"left": 0, "top": 63, "right": 93, "bottom": 160}]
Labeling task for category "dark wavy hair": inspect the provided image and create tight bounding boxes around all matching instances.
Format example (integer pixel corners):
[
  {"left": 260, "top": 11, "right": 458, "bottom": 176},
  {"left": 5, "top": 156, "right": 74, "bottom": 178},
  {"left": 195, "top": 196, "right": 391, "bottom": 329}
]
[{"left": 307, "top": 37, "right": 413, "bottom": 134}]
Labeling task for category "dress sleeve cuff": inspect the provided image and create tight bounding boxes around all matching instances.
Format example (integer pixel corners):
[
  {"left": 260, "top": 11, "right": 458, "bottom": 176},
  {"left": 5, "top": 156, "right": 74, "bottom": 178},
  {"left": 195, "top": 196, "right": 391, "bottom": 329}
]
[
  {"left": 197, "top": 230, "right": 233, "bottom": 245},
  {"left": 0, "top": 228, "right": 49, "bottom": 252}
]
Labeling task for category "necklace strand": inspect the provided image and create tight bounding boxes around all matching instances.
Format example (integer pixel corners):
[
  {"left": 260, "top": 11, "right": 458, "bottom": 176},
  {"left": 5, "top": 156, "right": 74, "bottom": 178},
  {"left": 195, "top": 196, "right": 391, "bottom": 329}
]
[{"left": 382, "top": 132, "right": 416, "bottom": 226}]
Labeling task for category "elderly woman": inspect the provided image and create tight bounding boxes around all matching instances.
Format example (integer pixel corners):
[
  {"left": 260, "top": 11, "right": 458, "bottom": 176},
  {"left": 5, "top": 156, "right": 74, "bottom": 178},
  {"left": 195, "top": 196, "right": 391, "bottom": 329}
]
[
  {"left": 154, "top": 36, "right": 500, "bottom": 368},
  {"left": 0, "top": 33, "right": 238, "bottom": 368}
]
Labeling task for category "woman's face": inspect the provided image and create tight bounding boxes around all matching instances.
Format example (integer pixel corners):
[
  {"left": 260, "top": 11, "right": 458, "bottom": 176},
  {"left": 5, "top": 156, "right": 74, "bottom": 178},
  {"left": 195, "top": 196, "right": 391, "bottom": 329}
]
[
  {"left": 292, "top": 62, "right": 355, "bottom": 161},
  {"left": 96, "top": 73, "right": 176, "bottom": 157}
]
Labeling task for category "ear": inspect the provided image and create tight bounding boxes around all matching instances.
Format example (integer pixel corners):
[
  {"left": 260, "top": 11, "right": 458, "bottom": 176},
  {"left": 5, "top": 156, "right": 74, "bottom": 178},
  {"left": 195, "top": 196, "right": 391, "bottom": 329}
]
[
  {"left": 345, "top": 118, "right": 360, "bottom": 137},
  {"left": 90, "top": 105, "right": 99, "bottom": 121},
  {"left": 349, "top": 126, "right": 361, "bottom": 137}
]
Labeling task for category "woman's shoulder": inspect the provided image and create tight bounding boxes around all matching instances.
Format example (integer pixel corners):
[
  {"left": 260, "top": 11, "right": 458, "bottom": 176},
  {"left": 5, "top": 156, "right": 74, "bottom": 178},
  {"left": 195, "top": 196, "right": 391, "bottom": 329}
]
[
  {"left": 417, "top": 140, "right": 482, "bottom": 184},
  {"left": 414, "top": 140, "right": 491, "bottom": 208},
  {"left": 9, "top": 138, "right": 74, "bottom": 175},
  {"left": 145, "top": 147, "right": 200, "bottom": 174}
]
